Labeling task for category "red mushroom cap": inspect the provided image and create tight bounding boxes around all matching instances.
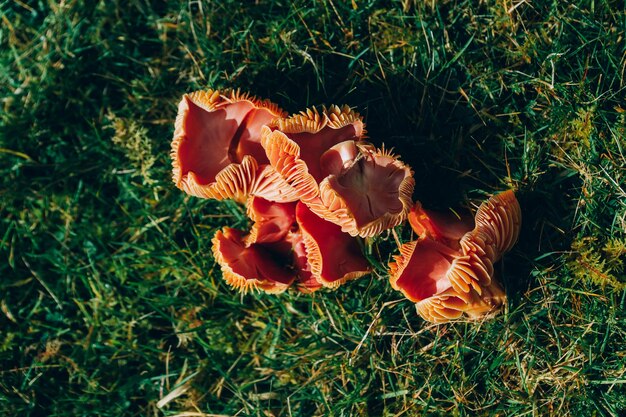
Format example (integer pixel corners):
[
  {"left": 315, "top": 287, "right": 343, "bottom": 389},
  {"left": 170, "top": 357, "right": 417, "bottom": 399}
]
[
  {"left": 261, "top": 106, "right": 414, "bottom": 237},
  {"left": 213, "top": 197, "right": 364, "bottom": 294},
  {"left": 295, "top": 201, "right": 370, "bottom": 288},
  {"left": 313, "top": 142, "right": 415, "bottom": 237},
  {"left": 171, "top": 89, "right": 291, "bottom": 202},
  {"left": 212, "top": 227, "right": 295, "bottom": 293}
]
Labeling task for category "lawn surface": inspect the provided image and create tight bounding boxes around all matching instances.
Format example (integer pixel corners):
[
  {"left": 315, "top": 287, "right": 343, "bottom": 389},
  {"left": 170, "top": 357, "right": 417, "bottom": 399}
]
[{"left": 1, "top": 1, "right": 625, "bottom": 416}]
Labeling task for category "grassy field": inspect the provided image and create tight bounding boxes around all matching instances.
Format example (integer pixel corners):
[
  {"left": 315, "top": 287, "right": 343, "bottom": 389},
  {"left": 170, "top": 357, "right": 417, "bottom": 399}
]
[{"left": 1, "top": 1, "right": 625, "bottom": 415}]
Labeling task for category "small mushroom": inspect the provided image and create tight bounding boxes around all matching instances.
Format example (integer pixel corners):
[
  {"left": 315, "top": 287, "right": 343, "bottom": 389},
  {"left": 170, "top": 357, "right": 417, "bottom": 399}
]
[
  {"left": 212, "top": 227, "right": 296, "bottom": 293},
  {"left": 313, "top": 141, "right": 414, "bottom": 237},
  {"left": 262, "top": 108, "right": 414, "bottom": 237},
  {"left": 211, "top": 197, "right": 301, "bottom": 293},
  {"left": 171, "top": 89, "right": 299, "bottom": 202},
  {"left": 388, "top": 190, "right": 521, "bottom": 323}
]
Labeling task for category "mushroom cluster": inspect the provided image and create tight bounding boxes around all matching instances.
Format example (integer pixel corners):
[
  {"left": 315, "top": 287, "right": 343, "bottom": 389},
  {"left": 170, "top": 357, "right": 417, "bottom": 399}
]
[
  {"left": 388, "top": 191, "right": 521, "bottom": 322},
  {"left": 171, "top": 88, "right": 521, "bottom": 323}
]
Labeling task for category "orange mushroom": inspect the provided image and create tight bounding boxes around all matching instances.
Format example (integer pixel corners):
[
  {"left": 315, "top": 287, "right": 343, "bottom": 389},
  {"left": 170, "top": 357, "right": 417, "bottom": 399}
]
[
  {"left": 171, "top": 89, "right": 300, "bottom": 202},
  {"left": 261, "top": 108, "right": 414, "bottom": 237},
  {"left": 389, "top": 190, "right": 521, "bottom": 323},
  {"left": 212, "top": 227, "right": 296, "bottom": 293},
  {"left": 313, "top": 141, "right": 414, "bottom": 237}
]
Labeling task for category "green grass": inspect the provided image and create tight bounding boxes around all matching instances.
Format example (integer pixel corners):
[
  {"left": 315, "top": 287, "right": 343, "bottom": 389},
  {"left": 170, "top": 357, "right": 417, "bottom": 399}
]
[{"left": 1, "top": 0, "right": 625, "bottom": 415}]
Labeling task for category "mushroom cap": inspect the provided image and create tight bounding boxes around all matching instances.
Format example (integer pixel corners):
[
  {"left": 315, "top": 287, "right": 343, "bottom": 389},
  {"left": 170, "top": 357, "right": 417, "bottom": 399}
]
[
  {"left": 390, "top": 237, "right": 506, "bottom": 323},
  {"left": 313, "top": 142, "right": 415, "bottom": 237},
  {"left": 409, "top": 191, "right": 521, "bottom": 260},
  {"left": 408, "top": 191, "right": 520, "bottom": 296},
  {"left": 171, "top": 89, "right": 287, "bottom": 202},
  {"left": 212, "top": 227, "right": 295, "bottom": 294},
  {"left": 261, "top": 105, "right": 365, "bottom": 202},
  {"left": 213, "top": 197, "right": 331, "bottom": 294},
  {"left": 295, "top": 201, "right": 370, "bottom": 288}
]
